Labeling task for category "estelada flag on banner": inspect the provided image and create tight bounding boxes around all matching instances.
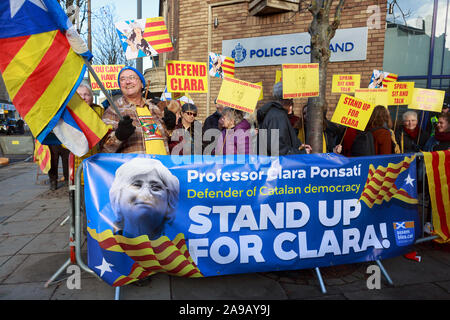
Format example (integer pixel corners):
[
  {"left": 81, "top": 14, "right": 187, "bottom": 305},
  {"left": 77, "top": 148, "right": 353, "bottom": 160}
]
[
  {"left": 0, "top": 0, "right": 109, "bottom": 157},
  {"left": 359, "top": 155, "right": 418, "bottom": 208},
  {"left": 209, "top": 52, "right": 234, "bottom": 79},
  {"left": 143, "top": 17, "right": 173, "bottom": 54},
  {"left": 423, "top": 150, "right": 450, "bottom": 243}
]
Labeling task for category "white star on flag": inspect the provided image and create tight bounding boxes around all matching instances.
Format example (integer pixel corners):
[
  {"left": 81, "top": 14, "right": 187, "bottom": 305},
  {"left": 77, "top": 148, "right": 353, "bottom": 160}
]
[
  {"left": 404, "top": 174, "right": 415, "bottom": 187},
  {"left": 95, "top": 258, "right": 114, "bottom": 277},
  {"left": 10, "top": 0, "right": 47, "bottom": 18}
]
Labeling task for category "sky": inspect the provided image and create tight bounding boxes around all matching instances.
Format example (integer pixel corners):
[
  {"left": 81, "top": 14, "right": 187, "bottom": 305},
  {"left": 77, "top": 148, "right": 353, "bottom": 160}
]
[{"left": 90, "top": 0, "right": 160, "bottom": 70}]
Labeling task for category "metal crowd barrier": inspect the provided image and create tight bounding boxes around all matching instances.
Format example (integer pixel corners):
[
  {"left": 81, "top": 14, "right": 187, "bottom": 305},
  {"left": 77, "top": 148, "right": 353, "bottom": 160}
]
[{"left": 44, "top": 153, "right": 441, "bottom": 299}]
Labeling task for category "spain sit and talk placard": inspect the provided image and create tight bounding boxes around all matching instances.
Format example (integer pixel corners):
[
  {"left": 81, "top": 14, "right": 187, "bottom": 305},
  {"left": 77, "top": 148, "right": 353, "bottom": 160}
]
[
  {"left": 166, "top": 60, "right": 208, "bottom": 93},
  {"left": 386, "top": 82, "right": 414, "bottom": 105},
  {"left": 332, "top": 74, "right": 361, "bottom": 93},
  {"left": 282, "top": 63, "right": 319, "bottom": 98},
  {"left": 331, "top": 94, "right": 374, "bottom": 131},
  {"left": 409, "top": 88, "right": 445, "bottom": 112}
]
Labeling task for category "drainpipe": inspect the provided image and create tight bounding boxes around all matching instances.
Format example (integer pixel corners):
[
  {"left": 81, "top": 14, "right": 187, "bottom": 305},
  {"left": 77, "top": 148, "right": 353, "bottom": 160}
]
[{"left": 207, "top": 0, "right": 247, "bottom": 116}]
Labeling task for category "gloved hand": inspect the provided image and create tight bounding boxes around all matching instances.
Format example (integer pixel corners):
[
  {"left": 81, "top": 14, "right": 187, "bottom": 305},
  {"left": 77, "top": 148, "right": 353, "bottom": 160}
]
[{"left": 115, "top": 116, "right": 135, "bottom": 141}]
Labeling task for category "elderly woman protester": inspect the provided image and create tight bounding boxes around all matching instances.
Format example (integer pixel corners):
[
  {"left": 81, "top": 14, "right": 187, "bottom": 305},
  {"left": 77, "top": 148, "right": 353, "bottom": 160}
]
[
  {"left": 424, "top": 112, "right": 450, "bottom": 151},
  {"left": 395, "top": 110, "right": 430, "bottom": 153},
  {"left": 220, "top": 107, "right": 252, "bottom": 155}
]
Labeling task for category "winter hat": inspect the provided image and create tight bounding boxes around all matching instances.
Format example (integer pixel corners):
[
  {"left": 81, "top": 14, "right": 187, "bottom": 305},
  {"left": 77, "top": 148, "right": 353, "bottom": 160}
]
[{"left": 118, "top": 66, "right": 146, "bottom": 88}]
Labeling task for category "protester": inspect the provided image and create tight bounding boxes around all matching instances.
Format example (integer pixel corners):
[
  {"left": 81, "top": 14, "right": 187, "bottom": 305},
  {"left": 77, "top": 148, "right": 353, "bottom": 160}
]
[
  {"left": 48, "top": 144, "right": 70, "bottom": 191},
  {"left": 366, "top": 105, "right": 394, "bottom": 155},
  {"left": 203, "top": 98, "right": 224, "bottom": 133},
  {"left": 287, "top": 103, "right": 300, "bottom": 136},
  {"left": 395, "top": 110, "right": 429, "bottom": 153},
  {"left": 100, "top": 66, "right": 174, "bottom": 155},
  {"left": 169, "top": 103, "right": 202, "bottom": 155},
  {"left": 257, "top": 82, "right": 311, "bottom": 155},
  {"left": 428, "top": 101, "right": 449, "bottom": 136},
  {"left": 424, "top": 112, "right": 450, "bottom": 151},
  {"left": 220, "top": 107, "right": 251, "bottom": 155}
]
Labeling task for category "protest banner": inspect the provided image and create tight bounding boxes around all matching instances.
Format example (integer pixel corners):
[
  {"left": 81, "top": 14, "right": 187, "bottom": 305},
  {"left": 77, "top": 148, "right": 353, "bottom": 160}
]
[
  {"left": 409, "top": 88, "right": 445, "bottom": 113},
  {"left": 354, "top": 88, "right": 389, "bottom": 108},
  {"left": 166, "top": 60, "right": 208, "bottom": 93},
  {"left": 115, "top": 17, "right": 172, "bottom": 60},
  {"left": 89, "top": 65, "right": 124, "bottom": 91},
  {"left": 332, "top": 74, "right": 361, "bottom": 93},
  {"left": 83, "top": 153, "right": 420, "bottom": 286},
  {"left": 255, "top": 81, "right": 264, "bottom": 101},
  {"left": 275, "top": 70, "right": 282, "bottom": 84},
  {"left": 386, "top": 82, "right": 415, "bottom": 105},
  {"left": 282, "top": 63, "right": 319, "bottom": 98},
  {"left": 331, "top": 94, "right": 374, "bottom": 131},
  {"left": 216, "top": 77, "right": 262, "bottom": 113}
]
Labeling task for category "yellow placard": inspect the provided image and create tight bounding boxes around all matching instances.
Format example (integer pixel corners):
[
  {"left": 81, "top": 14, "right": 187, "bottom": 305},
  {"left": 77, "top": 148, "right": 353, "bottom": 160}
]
[
  {"left": 354, "top": 88, "right": 389, "bottom": 108},
  {"left": 11, "top": 141, "right": 20, "bottom": 145},
  {"left": 282, "top": 63, "right": 319, "bottom": 98},
  {"left": 89, "top": 65, "right": 125, "bottom": 91},
  {"left": 409, "top": 88, "right": 445, "bottom": 112},
  {"left": 386, "top": 82, "right": 415, "bottom": 105},
  {"left": 166, "top": 60, "right": 208, "bottom": 93},
  {"left": 331, "top": 94, "right": 374, "bottom": 131},
  {"left": 332, "top": 74, "right": 361, "bottom": 93},
  {"left": 275, "top": 70, "right": 282, "bottom": 84},
  {"left": 255, "top": 81, "right": 263, "bottom": 101},
  {"left": 217, "top": 77, "right": 262, "bottom": 113}
]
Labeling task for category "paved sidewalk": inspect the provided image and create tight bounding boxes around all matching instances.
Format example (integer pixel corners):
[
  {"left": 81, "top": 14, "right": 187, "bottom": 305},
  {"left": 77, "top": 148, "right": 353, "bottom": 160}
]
[{"left": 0, "top": 161, "right": 449, "bottom": 300}]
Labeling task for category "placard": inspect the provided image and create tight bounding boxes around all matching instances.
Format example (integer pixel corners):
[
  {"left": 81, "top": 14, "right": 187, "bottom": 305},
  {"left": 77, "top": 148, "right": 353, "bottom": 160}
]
[
  {"left": 332, "top": 74, "right": 361, "bottom": 93},
  {"left": 409, "top": 88, "right": 445, "bottom": 112},
  {"left": 216, "top": 77, "right": 262, "bottom": 113},
  {"left": 282, "top": 63, "right": 319, "bottom": 98},
  {"left": 331, "top": 94, "right": 374, "bottom": 131},
  {"left": 166, "top": 60, "right": 208, "bottom": 93},
  {"left": 354, "top": 88, "right": 389, "bottom": 108},
  {"left": 386, "top": 82, "right": 414, "bottom": 105},
  {"left": 89, "top": 65, "right": 124, "bottom": 91}
]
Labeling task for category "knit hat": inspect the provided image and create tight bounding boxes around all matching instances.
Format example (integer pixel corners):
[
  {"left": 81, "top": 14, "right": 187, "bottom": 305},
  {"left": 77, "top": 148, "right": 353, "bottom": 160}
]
[{"left": 118, "top": 66, "right": 146, "bottom": 88}]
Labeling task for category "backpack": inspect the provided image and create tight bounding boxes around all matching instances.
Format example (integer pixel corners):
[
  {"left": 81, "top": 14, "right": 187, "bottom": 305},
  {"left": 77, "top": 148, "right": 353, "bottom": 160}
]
[{"left": 351, "top": 130, "right": 375, "bottom": 156}]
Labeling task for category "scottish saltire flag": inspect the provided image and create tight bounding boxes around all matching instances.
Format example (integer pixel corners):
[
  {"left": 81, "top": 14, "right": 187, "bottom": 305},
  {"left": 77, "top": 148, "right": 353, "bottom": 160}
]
[
  {"left": 423, "top": 151, "right": 450, "bottom": 243},
  {"left": 0, "top": 0, "right": 108, "bottom": 156},
  {"left": 359, "top": 155, "right": 418, "bottom": 208}
]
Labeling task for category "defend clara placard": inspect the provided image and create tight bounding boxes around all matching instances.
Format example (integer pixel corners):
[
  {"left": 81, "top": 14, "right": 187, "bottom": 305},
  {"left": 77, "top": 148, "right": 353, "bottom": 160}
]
[{"left": 166, "top": 60, "right": 208, "bottom": 93}]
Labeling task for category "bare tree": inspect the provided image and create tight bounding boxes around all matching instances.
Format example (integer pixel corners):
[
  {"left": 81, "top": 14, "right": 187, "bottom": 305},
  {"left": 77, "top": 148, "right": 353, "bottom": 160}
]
[
  {"left": 91, "top": 5, "right": 134, "bottom": 67},
  {"left": 306, "top": 0, "right": 345, "bottom": 153},
  {"left": 58, "top": 0, "right": 88, "bottom": 34}
]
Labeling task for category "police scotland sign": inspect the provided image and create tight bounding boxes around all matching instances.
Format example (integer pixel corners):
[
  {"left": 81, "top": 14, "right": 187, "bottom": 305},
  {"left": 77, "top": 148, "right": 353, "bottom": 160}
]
[{"left": 222, "top": 27, "right": 368, "bottom": 67}]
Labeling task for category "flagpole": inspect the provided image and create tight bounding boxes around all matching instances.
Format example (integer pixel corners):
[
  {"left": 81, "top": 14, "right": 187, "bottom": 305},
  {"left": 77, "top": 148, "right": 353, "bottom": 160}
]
[{"left": 83, "top": 58, "right": 123, "bottom": 120}]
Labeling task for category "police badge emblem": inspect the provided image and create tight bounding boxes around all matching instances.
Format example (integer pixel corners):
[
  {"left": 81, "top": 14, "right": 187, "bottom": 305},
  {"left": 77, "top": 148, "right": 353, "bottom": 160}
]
[{"left": 232, "top": 43, "right": 247, "bottom": 63}]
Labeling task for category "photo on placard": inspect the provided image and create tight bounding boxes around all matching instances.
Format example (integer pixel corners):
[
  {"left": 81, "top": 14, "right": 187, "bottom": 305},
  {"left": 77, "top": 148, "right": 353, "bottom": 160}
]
[
  {"left": 368, "top": 69, "right": 398, "bottom": 89},
  {"left": 115, "top": 18, "right": 157, "bottom": 60}
]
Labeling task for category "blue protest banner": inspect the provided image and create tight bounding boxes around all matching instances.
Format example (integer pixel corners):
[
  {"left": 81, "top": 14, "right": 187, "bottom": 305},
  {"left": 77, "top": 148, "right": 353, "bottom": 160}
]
[{"left": 83, "top": 153, "right": 420, "bottom": 286}]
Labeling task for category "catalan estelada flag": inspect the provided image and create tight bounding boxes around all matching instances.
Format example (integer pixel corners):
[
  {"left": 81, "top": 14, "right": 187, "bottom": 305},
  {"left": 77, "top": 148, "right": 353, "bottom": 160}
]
[
  {"left": 87, "top": 228, "right": 203, "bottom": 286},
  {"left": 359, "top": 155, "right": 418, "bottom": 208},
  {"left": 423, "top": 150, "right": 450, "bottom": 243},
  {"left": 222, "top": 57, "right": 235, "bottom": 78},
  {"left": 0, "top": 0, "right": 109, "bottom": 157},
  {"left": 143, "top": 17, "right": 173, "bottom": 54},
  {"left": 33, "top": 139, "right": 51, "bottom": 174},
  {"left": 382, "top": 72, "right": 398, "bottom": 86}
]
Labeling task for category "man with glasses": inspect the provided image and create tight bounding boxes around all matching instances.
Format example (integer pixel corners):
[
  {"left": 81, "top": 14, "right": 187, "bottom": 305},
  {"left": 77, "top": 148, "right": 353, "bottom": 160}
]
[{"left": 100, "top": 66, "right": 174, "bottom": 155}]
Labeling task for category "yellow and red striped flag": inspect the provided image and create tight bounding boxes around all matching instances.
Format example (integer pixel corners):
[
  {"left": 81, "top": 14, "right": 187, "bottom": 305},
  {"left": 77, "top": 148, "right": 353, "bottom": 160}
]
[
  {"left": 33, "top": 140, "right": 51, "bottom": 174},
  {"left": 222, "top": 56, "right": 235, "bottom": 78},
  {"left": 382, "top": 72, "right": 398, "bottom": 86},
  {"left": 359, "top": 155, "right": 418, "bottom": 208},
  {"left": 88, "top": 228, "right": 202, "bottom": 286},
  {"left": 143, "top": 17, "right": 173, "bottom": 54},
  {"left": 423, "top": 150, "right": 450, "bottom": 243}
]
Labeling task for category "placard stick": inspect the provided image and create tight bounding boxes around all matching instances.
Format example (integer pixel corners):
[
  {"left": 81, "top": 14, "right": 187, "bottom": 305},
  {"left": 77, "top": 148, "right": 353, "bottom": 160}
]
[
  {"left": 144, "top": 80, "right": 151, "bottom": 100},
  {"left": 417, "top": 111, "right": 425, "bottom": 145},
  {"left": 339, "top": 127, "right": 348, "bottom": 145},
  {"left": 393, "top": 105, "right": 399, "bottom": 132}
]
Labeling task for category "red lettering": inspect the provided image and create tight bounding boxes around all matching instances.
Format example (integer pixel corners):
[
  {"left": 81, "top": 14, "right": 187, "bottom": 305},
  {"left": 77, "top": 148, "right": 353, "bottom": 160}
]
[{"left": 167, "top": 64, "right": 175, "bottom": 75}]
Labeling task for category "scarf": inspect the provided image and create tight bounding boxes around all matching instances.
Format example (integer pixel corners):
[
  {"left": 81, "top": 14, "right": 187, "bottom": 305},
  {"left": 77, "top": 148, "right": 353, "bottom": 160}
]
[
  {"left": 434, "top": 130, "right": 450, "bottom": 142},
  {"left": 403, "top": 125, "right": 419, "bottom": 140}
]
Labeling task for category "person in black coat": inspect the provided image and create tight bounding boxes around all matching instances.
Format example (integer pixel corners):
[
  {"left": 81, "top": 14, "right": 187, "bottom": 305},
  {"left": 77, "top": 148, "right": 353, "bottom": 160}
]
[
  {"left": 257, "top": 82, "right": 311, "bottom": 156},
  {"left": 395, "top": 110, "right": 429, "bottom": 153}
]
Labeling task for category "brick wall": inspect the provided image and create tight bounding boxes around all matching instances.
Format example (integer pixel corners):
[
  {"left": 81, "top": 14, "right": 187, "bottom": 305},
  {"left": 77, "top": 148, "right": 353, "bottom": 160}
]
[{"left": 172, "top": 0, "right": 386, "bottom": 122}]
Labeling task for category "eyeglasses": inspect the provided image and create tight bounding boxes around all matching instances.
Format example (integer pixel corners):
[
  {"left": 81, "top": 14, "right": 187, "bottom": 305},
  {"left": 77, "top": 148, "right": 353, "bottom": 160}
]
[
  {"left": 119, "top": 75, "right": 139, "bottom": 83},
  {"left": 184, "top": 111, "right": 197, "bottom": 117}
]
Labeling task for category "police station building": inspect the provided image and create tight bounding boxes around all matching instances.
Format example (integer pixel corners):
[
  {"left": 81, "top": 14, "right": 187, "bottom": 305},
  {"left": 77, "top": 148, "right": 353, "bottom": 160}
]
[{"left": 160, "top": 0, "right": 450, "bottom": 120}]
